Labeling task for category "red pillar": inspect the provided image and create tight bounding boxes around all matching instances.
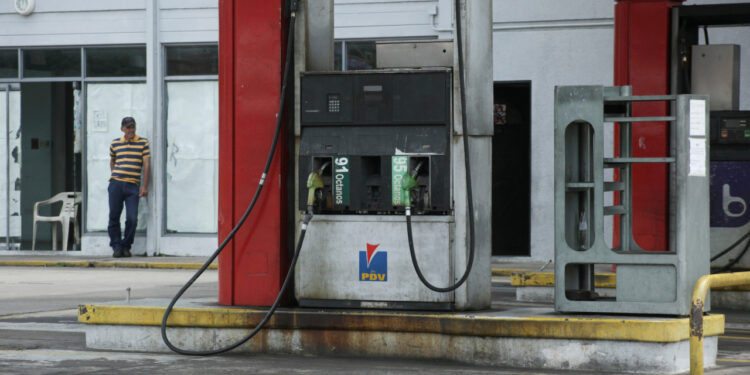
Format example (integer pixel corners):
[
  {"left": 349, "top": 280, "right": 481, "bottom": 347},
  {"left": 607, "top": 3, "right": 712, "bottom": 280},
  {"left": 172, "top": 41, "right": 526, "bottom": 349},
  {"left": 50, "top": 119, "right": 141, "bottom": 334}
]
[
  {"left": 218, "top": 0, "right": 290, "bottom": 306},
  {"left": 613, "top": 0, "right": 683, "bottom": 251}
]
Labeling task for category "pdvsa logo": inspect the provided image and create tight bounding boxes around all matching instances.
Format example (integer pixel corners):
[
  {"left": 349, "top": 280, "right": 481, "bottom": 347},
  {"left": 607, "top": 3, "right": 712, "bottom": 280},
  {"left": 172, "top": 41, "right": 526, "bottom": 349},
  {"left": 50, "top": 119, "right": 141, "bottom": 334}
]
[{"left": 359, "top": 243, "right": 387, "bottom": 281}]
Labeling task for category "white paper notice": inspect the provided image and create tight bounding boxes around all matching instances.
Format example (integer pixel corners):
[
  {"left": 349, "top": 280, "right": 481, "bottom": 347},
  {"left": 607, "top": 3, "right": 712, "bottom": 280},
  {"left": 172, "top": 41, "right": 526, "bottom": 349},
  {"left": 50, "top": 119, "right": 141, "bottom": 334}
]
[
  {"left": 689, "top": 99, "right": 706, "bottom": 137},
  {"left": 689, "top": 137, "right": 706, "bottom": 177}
]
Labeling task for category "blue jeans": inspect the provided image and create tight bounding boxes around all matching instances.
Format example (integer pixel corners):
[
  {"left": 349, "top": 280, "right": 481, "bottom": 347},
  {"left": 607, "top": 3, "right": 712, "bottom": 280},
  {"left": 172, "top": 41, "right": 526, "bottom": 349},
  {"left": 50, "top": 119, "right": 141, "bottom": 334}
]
[{"left": 108, "top": 180, "right": 140, "bottom": 250}]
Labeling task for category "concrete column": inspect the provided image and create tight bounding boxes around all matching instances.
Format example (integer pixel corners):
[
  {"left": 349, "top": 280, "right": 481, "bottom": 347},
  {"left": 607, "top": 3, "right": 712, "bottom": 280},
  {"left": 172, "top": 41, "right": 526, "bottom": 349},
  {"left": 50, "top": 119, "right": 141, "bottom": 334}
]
[
  {"left": 453, "top": 0, "right": 493, "bottom": 310},
  {"left": 145, "top": 0, "right": 162, "bottom": 256},
  {"left": 305, "top": 0, "right": 333, "bottom": 71}
]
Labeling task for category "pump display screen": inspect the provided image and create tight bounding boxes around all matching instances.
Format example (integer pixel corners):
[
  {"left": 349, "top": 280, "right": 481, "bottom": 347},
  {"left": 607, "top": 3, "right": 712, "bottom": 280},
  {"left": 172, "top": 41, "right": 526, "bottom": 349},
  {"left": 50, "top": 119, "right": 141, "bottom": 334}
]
[
  {"left": 723, "top": 118, "right": 748, "bottom": 129},
  {"left": 710, "top": 111, "right": 750, "bottom": 161}
]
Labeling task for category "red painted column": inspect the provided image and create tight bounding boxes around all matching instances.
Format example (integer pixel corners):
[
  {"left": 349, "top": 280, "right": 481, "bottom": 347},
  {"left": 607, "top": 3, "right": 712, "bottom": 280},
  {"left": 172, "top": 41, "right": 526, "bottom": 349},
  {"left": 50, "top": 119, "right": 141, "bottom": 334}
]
[
  {"left": 218, "top": 0, "right": 290, "bottom": 306},
  {"left": 613, "top": 0, "right": 683, "bottom": 251}
]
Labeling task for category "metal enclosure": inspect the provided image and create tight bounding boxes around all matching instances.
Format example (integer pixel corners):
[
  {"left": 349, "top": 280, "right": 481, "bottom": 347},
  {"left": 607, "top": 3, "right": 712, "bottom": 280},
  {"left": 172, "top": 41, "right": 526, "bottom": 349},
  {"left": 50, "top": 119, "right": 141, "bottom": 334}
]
[
  {"left": 554, "top": 85, "right": 710, "bottom": 315},
  {"left": 691, "top": 45, "right": 740, "bottom": 111},
  {"left": 376, "top": 40, "right": 454, "bottom": 69}
]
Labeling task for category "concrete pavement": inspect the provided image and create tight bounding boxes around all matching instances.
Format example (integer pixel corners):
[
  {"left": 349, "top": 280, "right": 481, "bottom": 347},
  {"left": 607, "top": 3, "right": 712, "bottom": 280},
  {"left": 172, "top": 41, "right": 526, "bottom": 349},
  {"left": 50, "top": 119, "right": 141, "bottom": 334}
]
[{"left": 0, "top": 256, "right": 749, "bottom": 373}]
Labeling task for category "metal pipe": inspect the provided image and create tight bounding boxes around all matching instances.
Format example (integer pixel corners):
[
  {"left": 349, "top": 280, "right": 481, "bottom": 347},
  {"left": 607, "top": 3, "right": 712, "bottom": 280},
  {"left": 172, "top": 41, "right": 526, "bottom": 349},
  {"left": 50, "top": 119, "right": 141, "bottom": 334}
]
[
  {"left": 690, "top": 271, "right": 750, "bottom": 374},
  {"left": 4, "top": 85, "right": 9, "bottom": 250}
]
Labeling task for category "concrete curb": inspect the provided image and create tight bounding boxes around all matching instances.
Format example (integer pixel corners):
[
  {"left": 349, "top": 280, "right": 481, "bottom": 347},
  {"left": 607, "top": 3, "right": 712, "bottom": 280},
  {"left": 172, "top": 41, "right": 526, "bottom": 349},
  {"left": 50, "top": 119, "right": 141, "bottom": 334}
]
[
  {"left": 0, "top": 260, "right": 216, "bottom": 270},
  {"left": 78, "top": 304, "right": 724, "bottom": 343},
  {"left": 79, "top": 303, "right": 723, "bottom": 373}
]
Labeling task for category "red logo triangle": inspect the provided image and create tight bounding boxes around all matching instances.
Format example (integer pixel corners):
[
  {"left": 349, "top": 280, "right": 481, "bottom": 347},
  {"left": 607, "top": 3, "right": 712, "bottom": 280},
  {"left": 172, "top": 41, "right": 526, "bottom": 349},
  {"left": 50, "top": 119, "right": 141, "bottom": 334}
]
[{"left": 366, "top": 243, "right": 379, "bottom": 266}]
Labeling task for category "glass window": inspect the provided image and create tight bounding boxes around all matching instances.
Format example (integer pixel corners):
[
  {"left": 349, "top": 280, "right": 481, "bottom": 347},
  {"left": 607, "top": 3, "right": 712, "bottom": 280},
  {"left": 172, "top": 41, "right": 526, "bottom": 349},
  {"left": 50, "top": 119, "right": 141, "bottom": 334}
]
[
  {"left": 85, "top": 83, "right": 148, "bottom": 232},
  {"left": 165, "top": 46, "right": 218, "bottom": 76},
  {"left": 334, "top": 42, "right": 342, "bottom": 71},
  {"left": 0, "top": 50, "right": 18, "bottom": 79},
  {"left": 23, "top": 49, "right": 81, "bottom": 78},
  {"left": 346, "top": 41, "right": 376, "bottom": 71},
  {"left": 166, "top": 81, "right": 218, "bottom": 233},
  {"left": 86, "top": 47, "right": 146, "bottom": 77}
]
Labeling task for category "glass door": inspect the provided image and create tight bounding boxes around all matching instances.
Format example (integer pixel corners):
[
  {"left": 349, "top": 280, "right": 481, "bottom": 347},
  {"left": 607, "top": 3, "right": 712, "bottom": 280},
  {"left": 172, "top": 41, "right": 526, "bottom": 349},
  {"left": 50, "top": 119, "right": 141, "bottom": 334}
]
[{"left": 0, "top": 85, "right": 21, "bottom": 249}]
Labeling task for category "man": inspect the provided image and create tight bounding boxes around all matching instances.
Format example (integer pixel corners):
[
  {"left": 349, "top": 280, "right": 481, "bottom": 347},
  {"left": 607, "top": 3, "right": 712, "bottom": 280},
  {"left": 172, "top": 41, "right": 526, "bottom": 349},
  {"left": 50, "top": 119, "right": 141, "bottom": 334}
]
[{"left": 108, "top": 117, "right": 150, "bottom": 258}]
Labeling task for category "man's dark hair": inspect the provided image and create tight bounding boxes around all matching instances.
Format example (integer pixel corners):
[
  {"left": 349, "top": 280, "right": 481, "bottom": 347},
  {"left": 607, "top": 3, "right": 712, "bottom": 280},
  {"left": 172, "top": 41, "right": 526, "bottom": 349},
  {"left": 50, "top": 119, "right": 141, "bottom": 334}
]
[{"left": 121, "top": 117, "right": 136, "bottom": 127}]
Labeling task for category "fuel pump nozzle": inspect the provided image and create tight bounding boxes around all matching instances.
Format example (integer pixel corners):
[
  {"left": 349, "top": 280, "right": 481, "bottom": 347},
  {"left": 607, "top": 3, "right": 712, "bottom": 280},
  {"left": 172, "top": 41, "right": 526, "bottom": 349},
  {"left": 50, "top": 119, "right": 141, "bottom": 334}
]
[
  {"left": 399, "top": 160, "right": 423, "bottom": 207},
  {"left": 306, "top": 161, "right": 330, "bottom": 209}
]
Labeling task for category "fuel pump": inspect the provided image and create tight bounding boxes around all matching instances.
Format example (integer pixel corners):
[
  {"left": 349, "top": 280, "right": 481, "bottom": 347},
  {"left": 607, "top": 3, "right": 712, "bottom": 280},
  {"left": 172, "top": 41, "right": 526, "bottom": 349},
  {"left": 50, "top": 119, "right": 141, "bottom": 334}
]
[
  {"left": 292, "top": 0, "right": 491, "bottom": 311},
  {"left": 294, "top": 69, "right": 464, "bottom": 310},
  {"left": 160, "top": 0, "right": 491, "bottom": 356},
  {"left": 672, "top": 4, "right": 750, "bottom": 271}
]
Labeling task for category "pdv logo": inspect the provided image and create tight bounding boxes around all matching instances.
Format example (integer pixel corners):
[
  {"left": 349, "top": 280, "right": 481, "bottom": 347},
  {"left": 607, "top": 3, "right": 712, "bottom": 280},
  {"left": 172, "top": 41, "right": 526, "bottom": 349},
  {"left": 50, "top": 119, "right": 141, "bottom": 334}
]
[{"left": 359, "top": 243, "right": 387, "bottom": 281}]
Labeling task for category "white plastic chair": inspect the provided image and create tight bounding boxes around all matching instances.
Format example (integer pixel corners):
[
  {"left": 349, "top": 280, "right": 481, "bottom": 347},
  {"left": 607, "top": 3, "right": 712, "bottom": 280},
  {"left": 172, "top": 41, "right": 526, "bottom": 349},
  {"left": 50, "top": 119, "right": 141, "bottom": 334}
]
[{"left": 32, "top": 192, "right": 82, "bottom": 251}]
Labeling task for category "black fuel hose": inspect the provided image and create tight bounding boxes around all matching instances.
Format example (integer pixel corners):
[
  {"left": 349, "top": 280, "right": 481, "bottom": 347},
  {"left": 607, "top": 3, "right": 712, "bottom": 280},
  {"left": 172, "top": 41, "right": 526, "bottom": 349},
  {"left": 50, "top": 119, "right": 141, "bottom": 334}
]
[
  {"left": 405, "top": 0, "right": 475, "bottom": 293},
  {"left": 711, "top": 229, "right": 750, "bottom": 262},
  {"left": 711, "top": 228, "right": 750, "bottom": 274},
  {"left": 714, "top": 235, "right": 750, "bottom": 274},
  {"left": 161, "top": 0, "right": 300, "bottom": 356}
]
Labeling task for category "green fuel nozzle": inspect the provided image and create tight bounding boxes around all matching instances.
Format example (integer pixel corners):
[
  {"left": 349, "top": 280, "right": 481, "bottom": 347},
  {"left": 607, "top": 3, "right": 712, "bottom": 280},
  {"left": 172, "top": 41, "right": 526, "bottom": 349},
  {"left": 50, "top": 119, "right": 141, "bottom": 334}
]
[
  {"left": 306, "top": 162, "right": 330, "bottom": 207},
  {"left": 398, "top": 160, "right": 423, "bottom": 207}
]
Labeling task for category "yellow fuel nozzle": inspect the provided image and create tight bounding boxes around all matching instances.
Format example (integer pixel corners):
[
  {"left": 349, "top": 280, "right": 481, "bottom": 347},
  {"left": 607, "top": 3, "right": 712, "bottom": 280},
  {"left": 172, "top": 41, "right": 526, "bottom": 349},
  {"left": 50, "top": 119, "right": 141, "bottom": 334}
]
[{"left": 306, "top": 162, "right": 330, "bottom": 207}]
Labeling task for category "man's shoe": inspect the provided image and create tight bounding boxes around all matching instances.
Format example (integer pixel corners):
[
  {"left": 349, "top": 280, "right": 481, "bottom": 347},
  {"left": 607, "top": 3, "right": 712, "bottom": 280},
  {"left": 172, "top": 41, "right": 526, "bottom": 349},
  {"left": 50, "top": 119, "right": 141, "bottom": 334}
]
[
  {"left": 113, "top": 248, "right": 123, "bottom": 258},
  {"left": 122, "top": 248, "right": 132, "bottom": 258}
]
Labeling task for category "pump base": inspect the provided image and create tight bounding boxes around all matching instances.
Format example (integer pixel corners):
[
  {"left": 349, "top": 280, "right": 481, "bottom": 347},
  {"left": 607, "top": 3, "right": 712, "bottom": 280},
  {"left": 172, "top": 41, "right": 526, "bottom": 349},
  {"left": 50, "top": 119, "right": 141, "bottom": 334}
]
[{"left": 79, "top": 300, "right": 723, "bottom": 374}]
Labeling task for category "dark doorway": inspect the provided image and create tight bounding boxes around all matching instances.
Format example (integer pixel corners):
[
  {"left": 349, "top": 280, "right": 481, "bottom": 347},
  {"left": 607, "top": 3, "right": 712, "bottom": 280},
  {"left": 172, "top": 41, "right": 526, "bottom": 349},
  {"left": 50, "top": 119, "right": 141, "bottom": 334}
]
[
  {"left": 20, "top": 82, "right": 80, "bottom": 250},
  {"left": 492, "top": 82, "right": 531, "bottom": 256}
]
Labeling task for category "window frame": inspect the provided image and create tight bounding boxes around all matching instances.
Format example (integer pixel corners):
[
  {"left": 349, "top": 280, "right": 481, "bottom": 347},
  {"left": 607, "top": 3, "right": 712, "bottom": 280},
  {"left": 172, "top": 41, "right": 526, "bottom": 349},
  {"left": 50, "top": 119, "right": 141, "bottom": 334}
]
[{"left": 162, "top": 43, "right": 219, "bottom": 235}]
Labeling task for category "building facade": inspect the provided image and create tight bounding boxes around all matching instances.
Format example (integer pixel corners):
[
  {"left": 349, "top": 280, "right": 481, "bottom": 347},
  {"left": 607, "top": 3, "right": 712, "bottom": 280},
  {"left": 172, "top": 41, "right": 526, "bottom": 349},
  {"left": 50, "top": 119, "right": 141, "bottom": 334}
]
[
  {"left": 0, "top": 1, "right": 218, "bottom": 256},
  {"left": 1, "top": 0, "right": 747, "bottom": 260}
]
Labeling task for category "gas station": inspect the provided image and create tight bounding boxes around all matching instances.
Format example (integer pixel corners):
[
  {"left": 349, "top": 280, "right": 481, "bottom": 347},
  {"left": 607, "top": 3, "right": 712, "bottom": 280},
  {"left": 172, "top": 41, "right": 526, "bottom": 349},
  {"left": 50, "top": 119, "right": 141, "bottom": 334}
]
[{"left": 73, "top": 0, "right": 750, "bottom": 374}]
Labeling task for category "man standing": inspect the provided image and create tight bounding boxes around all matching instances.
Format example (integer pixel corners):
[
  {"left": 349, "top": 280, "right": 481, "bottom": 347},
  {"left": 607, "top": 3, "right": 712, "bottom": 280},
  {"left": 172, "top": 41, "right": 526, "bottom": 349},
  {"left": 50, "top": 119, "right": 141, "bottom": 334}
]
[{"left": 108, "top": 117, "right": 150, "bottom": 258}]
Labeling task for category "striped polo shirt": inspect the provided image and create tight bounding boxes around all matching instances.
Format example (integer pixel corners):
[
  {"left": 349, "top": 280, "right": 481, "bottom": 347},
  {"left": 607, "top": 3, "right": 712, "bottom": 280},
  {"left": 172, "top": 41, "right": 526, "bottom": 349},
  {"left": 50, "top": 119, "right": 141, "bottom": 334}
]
[{"left": 110, "top": 135, "right": 150, "bottom": 185}]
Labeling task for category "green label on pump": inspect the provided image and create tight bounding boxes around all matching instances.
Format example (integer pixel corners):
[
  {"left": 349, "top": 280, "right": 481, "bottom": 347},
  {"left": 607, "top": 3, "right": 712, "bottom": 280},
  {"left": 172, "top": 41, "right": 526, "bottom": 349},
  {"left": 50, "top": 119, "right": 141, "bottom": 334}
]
[
  {"left": 392, "top": 156, "right": 408, "bottom": 206},
  {"left": 333, "top": 157, "right": 350, "bottom": 207}
]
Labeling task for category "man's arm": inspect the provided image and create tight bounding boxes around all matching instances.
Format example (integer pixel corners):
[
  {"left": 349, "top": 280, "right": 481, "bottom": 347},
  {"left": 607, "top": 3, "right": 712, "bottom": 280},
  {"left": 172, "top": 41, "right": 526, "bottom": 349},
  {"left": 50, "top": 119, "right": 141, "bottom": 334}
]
[
  {"left": 110, "top": 144, "right": 115, "bottom": 171},
  {"left": 139, "top": 156, "right": 150, "bottom": 197}
]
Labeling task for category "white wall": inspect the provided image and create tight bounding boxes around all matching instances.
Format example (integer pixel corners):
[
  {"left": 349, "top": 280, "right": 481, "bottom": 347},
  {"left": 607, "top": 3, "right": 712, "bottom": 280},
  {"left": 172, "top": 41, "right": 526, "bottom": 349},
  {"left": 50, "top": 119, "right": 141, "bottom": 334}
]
[
  {"left": 161, "top": 0, "right": 218, "bottom": 43},
  {"left": 492, "top": 0, "right": 614, "bottom": 261},
  {"left": 0, "top": 1, "right": 146, "bottom": 46},
  {"left": 334, "top": 0, "right": 443, "bottom": 39},
  {"left": 0, "top": 0, "right": 218, "bottom": 46}
]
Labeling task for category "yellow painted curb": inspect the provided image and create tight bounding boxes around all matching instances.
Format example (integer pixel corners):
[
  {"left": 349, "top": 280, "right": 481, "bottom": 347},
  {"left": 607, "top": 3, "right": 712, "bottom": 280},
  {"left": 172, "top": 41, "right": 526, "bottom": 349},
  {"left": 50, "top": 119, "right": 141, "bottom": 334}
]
[
  {"left": 78, "top": 304, "right": 724, "bottom": 343},
  {"left": 0, "top": 260, "right": 216, "bottom": 270},
  {"left": 0, "top": 260, "right": 93, "bottom": 267},
  {"left": 91, "top": 262, "right": 217, "bottom": 270},
  {"left": 511, "top": 271, "right": 616, "bottom": 288},
  {"left": 509, "top": 271, "right": 750, "bottom": 291},
  {"left": 491, "top": 268, "right": 529, "bottom": 276}
]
